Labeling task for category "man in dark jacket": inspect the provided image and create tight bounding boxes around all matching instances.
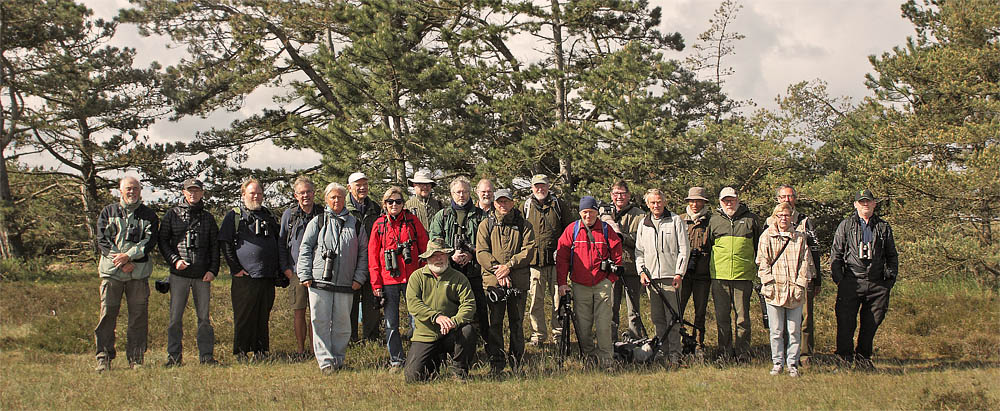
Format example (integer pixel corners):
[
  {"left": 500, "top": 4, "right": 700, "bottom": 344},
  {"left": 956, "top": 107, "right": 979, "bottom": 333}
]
[
  {"left": 706, "top": 187, "right": 763, "bottom": 360},
  {"left": 346, "top": 172, "right": 383, "bottom": 342},
  {"left": 94, "top": 177, "right": 159, "bottom": 372},
  {"left": 279, "top": 176, "right": 322, "bottom": 355},
  {"left": 679, "top": 187, "right": 712, "bottom": 350},
  {"left": 429, "top": 176, "right": 489, "bottom": 340},
  {"left": 158, "top": 178, "right": 219, "bottom": 366},
  {"left": 605, "top": 181, "right": 647, "bottom": 341},
  {"left": 831, "top": 189, "right": 898, "bottom": 369},
  {"left": 524, "top": 174, "right": 576, "bottom": 345},
  {"left": 475, "top": 189, "right": 536, "bottom": 374},
  {"left": 218, "top": 178, "right": 285, "bottom": 359}
]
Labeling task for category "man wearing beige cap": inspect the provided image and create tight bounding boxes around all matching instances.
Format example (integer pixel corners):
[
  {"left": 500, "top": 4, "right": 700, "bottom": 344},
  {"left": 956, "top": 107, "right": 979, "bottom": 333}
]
[
  {"left": 678, "top": 186, "right": 712, "bottom": 351},
  {"left": 706, "top": 186, "right": 762, "bottom": 361},
  {"left": 523, "top": 174, "right": 575, "bottom": 345},
  {"left": 347, "top": 172, "right": 383, "bottom": 342},
  {"left": 406, "top": 169, "right": 443, "bottom": 229}
]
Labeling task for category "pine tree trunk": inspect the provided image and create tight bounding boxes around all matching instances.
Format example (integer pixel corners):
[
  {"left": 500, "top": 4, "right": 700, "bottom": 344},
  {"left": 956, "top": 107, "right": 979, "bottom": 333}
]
[{"left": 0, "top": 154, "right": 25, "bottom": 259}]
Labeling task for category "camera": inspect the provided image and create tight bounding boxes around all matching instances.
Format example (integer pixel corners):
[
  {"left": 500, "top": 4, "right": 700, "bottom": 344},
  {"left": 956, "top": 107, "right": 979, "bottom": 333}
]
[
  {"left": 486, "top": 286, "right": 522, "bottom": 303},
  {"left": 154, "top": 278, "right": 170, "bottom": 294},
  {"left": 687, "top": 249, "right": 703, "bottom": 272},
  {"left": 858, "top": 240, "right": 873, "bottom": 260},
  {"left": 598, "top": 201, "right": 615, "bottom": 217},
  {"left": 600, "top": 259, "right": 623, "bottom": 275},
  {"left": 185, "top": 229, "right": 200, "bottom": 250},
  {"left": 310, "top": 250, "right": 339, "bottom": 292}
]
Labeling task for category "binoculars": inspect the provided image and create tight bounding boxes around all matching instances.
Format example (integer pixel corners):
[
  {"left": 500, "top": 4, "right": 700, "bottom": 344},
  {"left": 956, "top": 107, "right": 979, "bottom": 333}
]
[
  {"left": 249, "top": 217, "right": 271, "bottom": 237},
  {"left": 383, "top": 240, "right": 413, "bottom": 278}
]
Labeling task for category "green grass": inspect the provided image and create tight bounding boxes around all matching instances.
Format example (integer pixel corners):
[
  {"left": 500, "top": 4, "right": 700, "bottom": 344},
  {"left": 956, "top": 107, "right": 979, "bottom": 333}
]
[{"left": 1, "top": 261, "right": 998, "bottom": 409}]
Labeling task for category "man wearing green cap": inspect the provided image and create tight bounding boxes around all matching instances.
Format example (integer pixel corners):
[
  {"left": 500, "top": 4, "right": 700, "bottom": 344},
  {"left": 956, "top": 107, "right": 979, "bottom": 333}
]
[
  {"left": 831, "top": 189, "right": 898, "bottom": 369},
  {"left": 404, "top": 239, "right": 478, "bottom": 382}
]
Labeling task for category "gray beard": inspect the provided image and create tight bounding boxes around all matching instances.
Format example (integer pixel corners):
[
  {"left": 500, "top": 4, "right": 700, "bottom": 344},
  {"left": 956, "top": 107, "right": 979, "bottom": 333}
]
[
  {"left": 245, "top": 200, "right": 263, "bottom": 211},
  {"left": 428, "top": 262, "right": 448, "bottom": 274}
]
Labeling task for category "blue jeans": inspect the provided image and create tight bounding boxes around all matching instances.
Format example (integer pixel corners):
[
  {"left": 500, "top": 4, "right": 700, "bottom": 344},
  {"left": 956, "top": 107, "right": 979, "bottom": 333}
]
[
  {"left": 766, "top": 303, "right": 803, "bottom": 367},
  {"left": 383, "top": 284, "right": 408, "bottom": 366}
]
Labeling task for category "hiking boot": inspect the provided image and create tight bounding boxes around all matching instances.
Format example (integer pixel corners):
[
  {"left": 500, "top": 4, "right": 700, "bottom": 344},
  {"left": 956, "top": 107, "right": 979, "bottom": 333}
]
[
  {"left": 164, "top": 356, "right": 182, "bottom": 367},
  {"left": 321, "top": 366, "right": 335, "bottom": 376},
  {"left": 788, "top": 365, "right": 800, "bottom": 378},
  {"left": 95, "top": 358, "right": 111, "bottom": 373},
  {"left": 769, "top": 363, "right": 783, "bottom": 376},
  {"left": 200, "top": 358, "right": 220, "bottom": 366}
]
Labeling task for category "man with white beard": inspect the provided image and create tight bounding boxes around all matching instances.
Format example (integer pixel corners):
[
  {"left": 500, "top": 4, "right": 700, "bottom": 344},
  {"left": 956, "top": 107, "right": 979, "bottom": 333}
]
[
  {"left": 219, "top": 178, "right": 286, "bottom": 360},
  {"left": 94, "top": 176, "right": 159, "bottom": 372},
  {"left": 476, "top": 178, "right": 495, "bottom": 214},
  {"left": 403, "top": 238, "right": 478, "bottom": 382}
]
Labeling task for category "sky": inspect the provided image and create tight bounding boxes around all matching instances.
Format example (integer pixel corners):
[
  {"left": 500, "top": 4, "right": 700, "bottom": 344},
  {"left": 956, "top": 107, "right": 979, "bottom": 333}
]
[{"left": 69, "top": 0, "right": 916, "bottom": 175}]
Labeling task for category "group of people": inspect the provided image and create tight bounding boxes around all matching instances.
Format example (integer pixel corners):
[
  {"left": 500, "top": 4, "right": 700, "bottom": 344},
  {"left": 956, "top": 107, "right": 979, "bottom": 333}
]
[{"left": 93, "top": 173, "right": 898, "bottom": 381}]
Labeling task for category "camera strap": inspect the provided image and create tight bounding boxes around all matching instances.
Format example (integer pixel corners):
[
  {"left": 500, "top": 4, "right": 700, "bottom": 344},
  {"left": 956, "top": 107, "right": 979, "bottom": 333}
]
[{"left": 769, "top": 237, "right": 791, "bottom": 268}]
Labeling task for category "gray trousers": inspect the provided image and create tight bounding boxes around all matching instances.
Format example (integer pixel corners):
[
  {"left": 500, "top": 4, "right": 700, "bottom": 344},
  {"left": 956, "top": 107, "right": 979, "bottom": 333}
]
[
  {"left": 573, "top": 279, "right": 614, "bottom": 363},
  {"left": 712, "top": 279, "right": 752, "bottom": 357},
  {"left": 167, "top": 274, "right": 215, "bottom": 362},
  {"left": 95, "top": 278, "right": 149, "bottom": 364},
  {"left": 309, "top": 288, "right": 353, "bottom": 370},
  {"left": 647, "top": 279, "right": 682, "bottom": 359}
]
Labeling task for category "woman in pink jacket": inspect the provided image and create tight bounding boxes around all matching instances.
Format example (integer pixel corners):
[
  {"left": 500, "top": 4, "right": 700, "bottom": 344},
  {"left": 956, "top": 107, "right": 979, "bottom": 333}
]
[
  {"left": 368, "top": 186, "right": 428, "bottom": 368},
  {"left": 757, "top": 202, "right": 815, "bottom": 377}
]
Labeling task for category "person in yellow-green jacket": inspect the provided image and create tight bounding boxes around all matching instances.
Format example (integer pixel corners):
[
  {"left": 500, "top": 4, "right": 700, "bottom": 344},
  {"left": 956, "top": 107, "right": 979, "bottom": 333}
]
[
  {"left": 404, "top": 238, "right": 478, "bottom": 382},
  {"left": 94, "top": 176, "right": 160, "bottom": 372},
  {"left": 706, "top": 186, "right": 763, "bottom": 361}
]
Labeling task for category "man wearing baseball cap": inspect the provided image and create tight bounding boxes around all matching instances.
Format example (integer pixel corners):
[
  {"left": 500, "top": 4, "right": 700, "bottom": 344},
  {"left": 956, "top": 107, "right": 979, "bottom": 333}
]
[
  {"left": 706, "top": 186, "right": 763, "bottom": 361},
  {"left": 405, "top": 169, "right": 444, "bottom": 229},
  {"left": 830, "top": 189, "right": 898, "bottom": 370},
  {"left": 404, "top": 238, "right": 478, "bottom": 382},
  {"left": 523, "top": 174, "right": 575, "bottom": 345},
  {"left": 158, "top": 178, "right": 220, "bottom": 366},
  {"left": 346, "top": 171, "right": 383, "bottom": 342}
]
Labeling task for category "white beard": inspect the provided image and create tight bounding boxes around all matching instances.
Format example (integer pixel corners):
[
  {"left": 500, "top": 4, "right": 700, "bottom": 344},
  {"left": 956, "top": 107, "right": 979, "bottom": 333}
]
[{"left": 428, "top": 261, "right": 448, "bottom": 274}]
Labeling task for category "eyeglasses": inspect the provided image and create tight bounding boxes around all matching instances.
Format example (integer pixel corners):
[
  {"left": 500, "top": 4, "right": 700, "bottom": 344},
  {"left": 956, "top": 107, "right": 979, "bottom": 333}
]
[
  {"left": 776, "top": 214, "right": 792, "bottom": 219},
  {"left": 385, "top": 198, "right": 404, "bottom": 205},
  {"left": 611, "top": 191, "right": 628, "bottom": 197}
]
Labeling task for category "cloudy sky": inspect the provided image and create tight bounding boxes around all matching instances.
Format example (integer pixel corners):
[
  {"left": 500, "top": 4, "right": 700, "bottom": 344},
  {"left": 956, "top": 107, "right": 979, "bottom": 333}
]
[{"left": 76, "top": 0, "right": 916, "bottom": 173}]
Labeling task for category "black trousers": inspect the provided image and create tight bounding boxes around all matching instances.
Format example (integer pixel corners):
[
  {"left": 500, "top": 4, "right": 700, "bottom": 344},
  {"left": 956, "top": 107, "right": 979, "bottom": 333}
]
[
  {"left": 351, "top": 282, "right": 382, "bottom": 342},
  {"left": 231, "top": 276, "right": 275, "bottom": 356},
  {"left": 468, "top": 276, "right": 489, "bottom": 341},
  {"left": 612, "top": 273, "right": 647, "bottom": 340},
  {"left": 835, "top": 276, "right": 893, "bottom": 361},
  {"left": 679, "top": 276, "right": 711, "bottom": 346},
  {"left": 485, "top": 290, "right": 527, "bottom": 369},
  {"left": 404, "top": 324, "right": 477, "bottom": 382}
]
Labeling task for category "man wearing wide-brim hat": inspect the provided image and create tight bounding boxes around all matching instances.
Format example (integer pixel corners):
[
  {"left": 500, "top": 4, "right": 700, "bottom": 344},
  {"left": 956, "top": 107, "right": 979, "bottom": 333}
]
[
  {"left": 678, "top": 186, "right": 712, "bottom": 352},
  {"left": 404, "top": 239, "right": 478, "bottom": 382},
  {"left": 405, "top": 169, "right": 444, "bottom": 229},
  {"left": 830, "top": 189, "right": 898, "bottom": 370}
]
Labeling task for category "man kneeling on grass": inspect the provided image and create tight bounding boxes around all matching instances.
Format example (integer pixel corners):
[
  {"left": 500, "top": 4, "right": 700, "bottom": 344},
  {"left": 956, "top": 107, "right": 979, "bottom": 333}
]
[{"left": 404, "top": 239, "right": 477, "bottom": 382}]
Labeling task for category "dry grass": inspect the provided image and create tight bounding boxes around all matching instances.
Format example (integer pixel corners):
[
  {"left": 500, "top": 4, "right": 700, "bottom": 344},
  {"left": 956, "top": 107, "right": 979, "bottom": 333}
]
[{"left": 1, "top": 263, "right": 998, "bottom": 409}]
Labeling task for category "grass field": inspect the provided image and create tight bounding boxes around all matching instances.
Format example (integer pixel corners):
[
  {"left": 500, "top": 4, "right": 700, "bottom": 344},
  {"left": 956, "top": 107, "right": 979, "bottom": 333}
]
[{"left": 2, "top": 261, "right": 998, "bottom": 409}]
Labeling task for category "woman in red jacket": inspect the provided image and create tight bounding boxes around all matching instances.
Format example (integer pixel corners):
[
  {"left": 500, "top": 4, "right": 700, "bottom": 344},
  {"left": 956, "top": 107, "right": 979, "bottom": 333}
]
[{"left": 368, "top": 186, "right": 428, "bottom": 368}]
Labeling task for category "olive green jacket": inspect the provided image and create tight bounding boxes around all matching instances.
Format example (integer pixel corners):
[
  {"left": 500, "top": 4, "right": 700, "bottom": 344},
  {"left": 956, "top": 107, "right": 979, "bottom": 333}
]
[
  {"left": 405, "top": 195, "right": 443, "bottom": 230},
  {"left": 706, "top": 204, "right": 763, "bottom": 281},
  {"left": 476, "top": 209, "right": 536, "bottom": 290},
  {"left": 406, "top": 265, "right": 476, "bottom": 343}
]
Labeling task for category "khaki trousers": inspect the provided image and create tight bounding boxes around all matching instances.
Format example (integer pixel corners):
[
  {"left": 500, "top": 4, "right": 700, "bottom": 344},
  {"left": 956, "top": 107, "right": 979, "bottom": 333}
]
[
  {"left": 528, "top": 265, "right": 560, "bottom": 341},
  {"left": 712, "top": 279, "right": 752, "bottom": 357},
  {"left": 572, "top": 279, "right": 614, "bottom": 363},
  {"left": 95, "top": 278, "right": 149, "bottom": 364}
]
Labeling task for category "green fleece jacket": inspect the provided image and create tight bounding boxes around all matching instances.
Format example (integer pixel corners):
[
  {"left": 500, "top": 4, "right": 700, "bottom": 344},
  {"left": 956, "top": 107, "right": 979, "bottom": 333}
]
[
  {"left": 706, "top": 203, "right": 763, "bottom": 281},
  {"left": 406, "top": 265, "right": 476, "bottom": 343}
]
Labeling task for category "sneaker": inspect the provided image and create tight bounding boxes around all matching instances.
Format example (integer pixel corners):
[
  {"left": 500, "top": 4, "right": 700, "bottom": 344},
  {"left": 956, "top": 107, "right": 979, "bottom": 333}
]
[
  {"left": 769, "top": 364, "right": 782, "bottom": 376},
  {"left": 95, "top": 358, "right": 111, "bottom": 373},
  {"left": 789, "top": 365, "right": 800, "bottom": 378}
]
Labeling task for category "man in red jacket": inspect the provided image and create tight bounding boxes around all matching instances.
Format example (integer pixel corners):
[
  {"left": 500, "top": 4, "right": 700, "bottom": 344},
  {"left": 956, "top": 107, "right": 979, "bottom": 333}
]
[{"left": 556, "top": 196, "right": 623, "bottom": 366}]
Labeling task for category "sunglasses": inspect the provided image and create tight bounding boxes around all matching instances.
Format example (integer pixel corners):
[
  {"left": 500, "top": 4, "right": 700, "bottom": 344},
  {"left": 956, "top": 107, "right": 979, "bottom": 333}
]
[{"left": 384, "top": 198, "right": 404, "bottom": 205}]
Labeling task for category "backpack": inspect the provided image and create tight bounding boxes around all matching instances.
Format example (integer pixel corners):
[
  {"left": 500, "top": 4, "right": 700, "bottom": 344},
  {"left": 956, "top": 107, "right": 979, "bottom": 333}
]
[
  {"left": 568, "top": 220, "right": 610, "bottom": 273},
  {"left": 523, "top": 196, "right": 563, "bottom": 220}
]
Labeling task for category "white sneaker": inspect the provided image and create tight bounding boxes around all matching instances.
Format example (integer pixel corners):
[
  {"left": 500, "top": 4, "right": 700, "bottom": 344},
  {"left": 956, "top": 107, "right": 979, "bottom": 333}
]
[
  {"left": 770, "top": 364, "right": 783, "bottom": 376},
  {"left": 789, "top": 365, "right": 800, "bottom": 377}
]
